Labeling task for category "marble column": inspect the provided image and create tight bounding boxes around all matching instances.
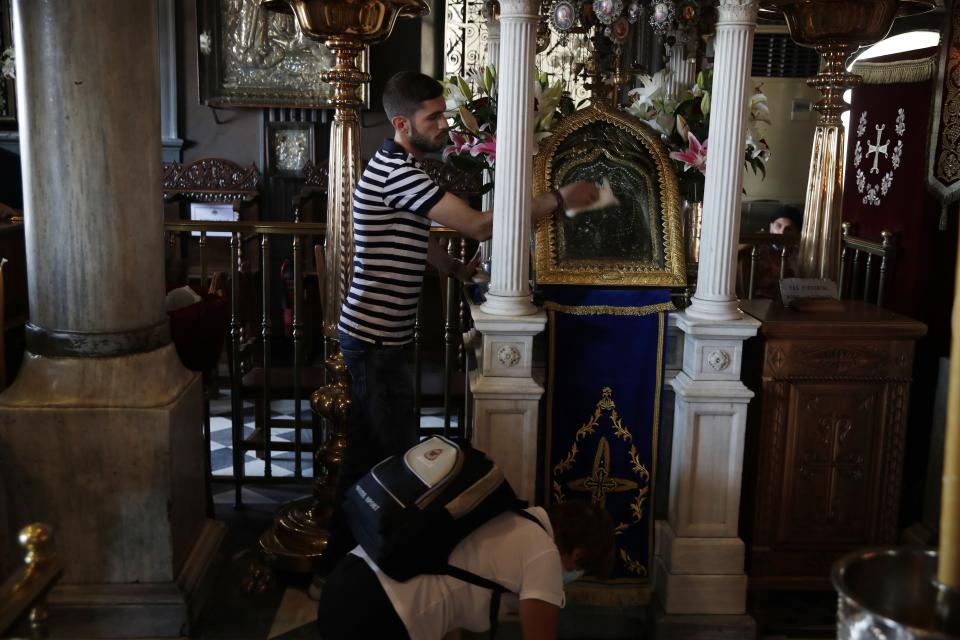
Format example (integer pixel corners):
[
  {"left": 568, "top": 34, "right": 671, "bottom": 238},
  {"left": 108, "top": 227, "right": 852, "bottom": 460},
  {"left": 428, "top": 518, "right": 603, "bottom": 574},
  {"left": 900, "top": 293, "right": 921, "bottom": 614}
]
[
  {"left": 481, "top": 0, "right": 539, "bottom": 317},
  {"left": 479, "top": 3, "right": 500, "bottom": 269},
  {"left": 654, "top": 0, "right": 759, "bottom": 625},
  {"left": 470, "top": 0, "right": 545, "bottom": 502},
  {"left": 0, "top": 1, "right": 222, "bottom": 636},
  {"left": 665, "top": 38, "right": 697, "bottom": 97},
  {"left": 685, "top": 0, "right": 756, "bottom": 322}
]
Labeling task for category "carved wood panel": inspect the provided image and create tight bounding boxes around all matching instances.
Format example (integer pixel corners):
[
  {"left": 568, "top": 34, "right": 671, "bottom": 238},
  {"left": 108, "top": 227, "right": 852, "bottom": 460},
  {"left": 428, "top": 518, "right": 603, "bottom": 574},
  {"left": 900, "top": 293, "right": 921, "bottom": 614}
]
[
  {"left": 778, "top": 384, "right": 880, "bottom": 547},
  {"left": 744, "top": 312, "right": 922, "bottom": 589}
]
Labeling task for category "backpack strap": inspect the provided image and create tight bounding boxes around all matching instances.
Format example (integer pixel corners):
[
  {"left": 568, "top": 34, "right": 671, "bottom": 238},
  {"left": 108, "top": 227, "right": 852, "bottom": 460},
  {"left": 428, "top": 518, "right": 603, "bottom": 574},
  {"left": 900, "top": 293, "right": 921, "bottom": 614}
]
[
  {"left": 441, "top": 564, "right": 509, "bottom": 639},
  {"left": 514, "top": 508, "right": 547, "bottom": 532},
  {"left": 441, "top": 510, "right": 549, "bottom": 639}
]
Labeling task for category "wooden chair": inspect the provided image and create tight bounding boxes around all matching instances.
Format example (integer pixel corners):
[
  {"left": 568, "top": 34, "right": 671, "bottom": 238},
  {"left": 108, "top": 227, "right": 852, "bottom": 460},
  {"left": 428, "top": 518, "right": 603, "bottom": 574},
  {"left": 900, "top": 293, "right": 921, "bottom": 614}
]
[
  {"left": 162, "top": 158, "right": 263, "bottom": 380},
  {"left": 162, "top": 157, "right": 261, "bottom": 280}
]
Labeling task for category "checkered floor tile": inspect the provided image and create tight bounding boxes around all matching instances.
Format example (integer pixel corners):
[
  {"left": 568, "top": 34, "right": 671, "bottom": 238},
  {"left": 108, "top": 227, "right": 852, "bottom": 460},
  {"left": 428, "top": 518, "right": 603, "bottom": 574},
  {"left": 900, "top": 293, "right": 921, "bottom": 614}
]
[{"left": 206, "top": 393, "right": 457, "bottom": 480}]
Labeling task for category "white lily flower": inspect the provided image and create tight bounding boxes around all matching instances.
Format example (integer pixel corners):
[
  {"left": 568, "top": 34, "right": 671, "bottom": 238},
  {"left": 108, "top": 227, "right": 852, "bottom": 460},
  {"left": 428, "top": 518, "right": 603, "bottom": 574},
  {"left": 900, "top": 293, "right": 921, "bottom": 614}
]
[
  {"left": 444, "top": 82, "right": 468, "bottom": 113},
  {"left": 199, "top": 32, "right": 212, "bottom": 56},
  {"left": 749, "top": 90, "right": 771, "bottom": 124},
  {"left": 1, "top": 46, "right": 14, "bottom": 80}
]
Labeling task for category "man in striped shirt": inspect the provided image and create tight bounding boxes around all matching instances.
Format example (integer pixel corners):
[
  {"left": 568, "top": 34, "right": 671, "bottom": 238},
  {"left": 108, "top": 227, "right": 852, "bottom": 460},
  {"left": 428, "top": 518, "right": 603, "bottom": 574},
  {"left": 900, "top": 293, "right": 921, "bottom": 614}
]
[{"left": 317, "top": 71, "right": 599, "bottom": 579}]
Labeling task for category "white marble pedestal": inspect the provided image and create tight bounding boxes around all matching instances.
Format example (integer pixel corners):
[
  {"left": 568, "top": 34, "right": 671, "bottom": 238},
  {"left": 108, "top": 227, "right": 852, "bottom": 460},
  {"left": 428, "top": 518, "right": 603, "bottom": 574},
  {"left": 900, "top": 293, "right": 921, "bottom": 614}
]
[
  {"left": 0, "top": 344, "right": 223, "bottom": 638},
  {"left": 654, "top": 311, "right": 759, "bottom": 618},
  {"left": 469, "top": 304, "right": 547, "bottom": 503}
]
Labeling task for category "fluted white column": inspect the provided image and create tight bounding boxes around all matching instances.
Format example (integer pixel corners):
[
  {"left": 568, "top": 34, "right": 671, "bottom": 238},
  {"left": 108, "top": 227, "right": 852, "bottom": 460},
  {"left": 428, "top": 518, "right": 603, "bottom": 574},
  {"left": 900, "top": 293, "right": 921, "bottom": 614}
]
[
  {"left": 479, "top": 8, "right": 500, "bottom": 270},
  {"left": 481, "top": 0, "right": 538, "bottom": 317},
  {"left": 685, "top": 0, "right": 757, "bottom": 321},
  {"left": 665, "top": 39, "right": 696, "bottom": 98},
  {"left": 485, "top": 7, "right": 501, "bottom": 67},
  {"left": 654, "top": 0, "right": 760, "bottom": 624}
]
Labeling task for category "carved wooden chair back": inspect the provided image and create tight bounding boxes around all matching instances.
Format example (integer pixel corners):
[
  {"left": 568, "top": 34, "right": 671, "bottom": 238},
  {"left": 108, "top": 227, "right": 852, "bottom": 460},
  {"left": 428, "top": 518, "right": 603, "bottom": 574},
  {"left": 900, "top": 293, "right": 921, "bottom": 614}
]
[{"left": 162, "top": 157, "right": 261, "bottom": 210}]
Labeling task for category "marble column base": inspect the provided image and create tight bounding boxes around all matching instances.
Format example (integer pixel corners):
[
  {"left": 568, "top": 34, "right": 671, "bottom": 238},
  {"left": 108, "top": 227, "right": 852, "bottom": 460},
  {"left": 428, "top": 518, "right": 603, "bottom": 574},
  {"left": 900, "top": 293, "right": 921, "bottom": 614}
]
[
  {"left": 470, "top": 371, "right": 543, "bottom": 503},
  {"left": 0, "top": 344, "right": 222, "bottom": 637},
  {"left": 653, "top": 520, "right": 748, "bottom": 615},
  {"left": 654, "top": 556, "right": 748, "bottom": 615},
  {"left": 44, "top": 519, "right": 225, "bottom": 639},
  {"left": 470, "top": 306, "right": 547, "bottom": 503}
]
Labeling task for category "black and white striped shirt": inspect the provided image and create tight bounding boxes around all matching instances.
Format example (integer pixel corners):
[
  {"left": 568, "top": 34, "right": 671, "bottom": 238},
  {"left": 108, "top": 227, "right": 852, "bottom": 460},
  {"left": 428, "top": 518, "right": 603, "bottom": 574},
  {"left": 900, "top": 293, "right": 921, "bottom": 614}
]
[{"left": 338, "top": 140, "right": 445, "bottom": 345}]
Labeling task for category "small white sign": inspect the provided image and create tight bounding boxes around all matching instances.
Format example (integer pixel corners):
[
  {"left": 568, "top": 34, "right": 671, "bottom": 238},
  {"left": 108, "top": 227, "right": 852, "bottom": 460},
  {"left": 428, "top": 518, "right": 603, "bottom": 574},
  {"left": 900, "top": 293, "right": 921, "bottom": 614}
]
[
  {"left": 779, "top": 278, "right": 839, "bottom": 308},
  {"left": 190, "top": 203, "right": 237, "bottom": 237}
]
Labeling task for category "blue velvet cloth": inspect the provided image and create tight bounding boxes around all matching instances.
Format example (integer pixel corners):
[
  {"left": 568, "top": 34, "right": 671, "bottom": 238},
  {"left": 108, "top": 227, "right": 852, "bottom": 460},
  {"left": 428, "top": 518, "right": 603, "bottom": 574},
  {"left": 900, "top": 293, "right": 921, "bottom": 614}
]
[{"left": 542, "top": 287, "right": 672, "bottom": 582}]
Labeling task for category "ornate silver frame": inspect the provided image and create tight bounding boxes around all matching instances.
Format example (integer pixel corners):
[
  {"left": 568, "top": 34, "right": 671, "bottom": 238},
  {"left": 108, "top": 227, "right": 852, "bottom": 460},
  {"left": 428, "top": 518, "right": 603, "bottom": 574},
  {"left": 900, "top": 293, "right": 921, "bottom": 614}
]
[{"left": 197, "top": 0, "right": 369, "bottom": 109}]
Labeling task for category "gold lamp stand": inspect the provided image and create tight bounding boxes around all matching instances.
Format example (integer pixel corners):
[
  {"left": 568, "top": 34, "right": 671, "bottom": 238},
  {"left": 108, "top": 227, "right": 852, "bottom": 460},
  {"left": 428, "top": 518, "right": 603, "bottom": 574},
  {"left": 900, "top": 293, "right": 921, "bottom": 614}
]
[
  {"left": 764, "top": 0, "right": 933, "bottom": 280},
  {"left": 258, "top": 0, "right": 428, "bottom": 572},
  {"left": 259, "top": 350, "right": 351, "bottom": 571}
]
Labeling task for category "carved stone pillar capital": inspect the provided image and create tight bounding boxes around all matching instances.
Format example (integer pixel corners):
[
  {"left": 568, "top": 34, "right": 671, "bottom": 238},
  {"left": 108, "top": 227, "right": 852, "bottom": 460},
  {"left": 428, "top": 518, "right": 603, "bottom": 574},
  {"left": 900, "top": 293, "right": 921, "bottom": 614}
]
[
  {"left": 497, "top": 0, "right": 539, "bottom": 18},
  {"left": 717, "top": 0, "right": 758, "bottom": 24}
]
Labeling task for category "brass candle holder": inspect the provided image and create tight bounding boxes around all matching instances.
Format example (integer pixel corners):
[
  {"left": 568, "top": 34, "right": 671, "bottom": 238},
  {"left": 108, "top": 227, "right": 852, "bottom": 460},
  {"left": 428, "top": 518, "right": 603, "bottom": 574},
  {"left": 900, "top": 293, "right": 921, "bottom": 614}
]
[
  {"left": 259, "top": 0, "right": 427, "bottom": 571},
  {"left": 762, "top": 0, "right": 933, "bottom": 280},
  {"left": 259, "top": 350, "right": 351, "bottom": 571}
]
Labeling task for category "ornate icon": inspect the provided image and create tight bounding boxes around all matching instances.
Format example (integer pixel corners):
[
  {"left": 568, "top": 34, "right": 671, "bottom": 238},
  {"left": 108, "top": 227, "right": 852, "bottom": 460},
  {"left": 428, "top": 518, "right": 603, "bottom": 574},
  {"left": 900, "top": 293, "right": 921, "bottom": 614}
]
[
  {"left": 605, "top": 16, "right": 630, "bottom": 43},
  {"left": 550, "top": 0, "right": 579, "bottom": 32},
  {"left": 592, "top": 0, "right": 624, "bottom": 25},
  {"left": 648, "top": 0, "right": 674, "bottom": 35}
]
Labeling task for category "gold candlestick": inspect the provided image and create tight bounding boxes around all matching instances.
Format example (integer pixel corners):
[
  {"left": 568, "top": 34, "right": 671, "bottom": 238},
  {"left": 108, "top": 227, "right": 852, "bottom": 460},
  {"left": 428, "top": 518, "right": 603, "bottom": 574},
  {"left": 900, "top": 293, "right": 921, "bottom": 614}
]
[
  {"left": 259, "top": 0, "right": 427, "bottom": 571},
  {"left": 763, "top": 0, "right": 933, "bottom": 280}
]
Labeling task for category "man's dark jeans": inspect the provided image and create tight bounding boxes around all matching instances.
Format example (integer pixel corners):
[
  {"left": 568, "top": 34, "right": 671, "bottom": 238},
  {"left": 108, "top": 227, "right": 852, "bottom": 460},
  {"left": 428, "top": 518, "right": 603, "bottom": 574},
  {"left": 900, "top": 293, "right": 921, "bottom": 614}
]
[{"left": 320, "top": 331, "right": 419, "bottom": 569}]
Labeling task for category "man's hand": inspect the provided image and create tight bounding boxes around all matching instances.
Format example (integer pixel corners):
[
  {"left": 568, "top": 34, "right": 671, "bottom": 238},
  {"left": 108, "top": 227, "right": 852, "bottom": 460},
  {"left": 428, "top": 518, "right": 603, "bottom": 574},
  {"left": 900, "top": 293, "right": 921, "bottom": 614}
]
[
  {"left": 559, "top": 181, "right": 600, "bottom": 212},
  {"left": 532, "top": 180, "right": 600, "bottom": 224},
  {"left": 453, "top": 247, "right": 482, "bottom": 282}
]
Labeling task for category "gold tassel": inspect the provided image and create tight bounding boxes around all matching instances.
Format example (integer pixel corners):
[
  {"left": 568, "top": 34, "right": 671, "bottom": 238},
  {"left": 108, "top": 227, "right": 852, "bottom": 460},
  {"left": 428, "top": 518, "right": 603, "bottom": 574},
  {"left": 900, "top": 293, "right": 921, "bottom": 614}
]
[{"left": 851, "top": 57, "right": 936, "bottom": 84}]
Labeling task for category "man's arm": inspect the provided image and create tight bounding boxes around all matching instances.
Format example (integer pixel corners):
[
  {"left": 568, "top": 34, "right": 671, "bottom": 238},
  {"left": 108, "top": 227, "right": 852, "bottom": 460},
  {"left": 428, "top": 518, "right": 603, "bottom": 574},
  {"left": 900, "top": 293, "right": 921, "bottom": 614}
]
[
  {"left": 518, "top": 598, "right": 559, "bottom": 640},
  {"left": 426, "top": 181, "right": 600, "bottom": 241},
  {"left": 426, "top": 193, "right": 493, "bottom": 241}
]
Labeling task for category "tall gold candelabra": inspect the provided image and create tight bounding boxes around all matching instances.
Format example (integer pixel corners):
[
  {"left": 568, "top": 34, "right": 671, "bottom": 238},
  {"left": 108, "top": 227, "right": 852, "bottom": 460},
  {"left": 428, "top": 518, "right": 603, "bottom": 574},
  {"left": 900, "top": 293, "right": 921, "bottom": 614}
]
[
  {"left": 763, "top": 0, "right": 933, "bottom": 281},
  {"left": 258, "top": 0, "right": 427, "bottom": 571}
]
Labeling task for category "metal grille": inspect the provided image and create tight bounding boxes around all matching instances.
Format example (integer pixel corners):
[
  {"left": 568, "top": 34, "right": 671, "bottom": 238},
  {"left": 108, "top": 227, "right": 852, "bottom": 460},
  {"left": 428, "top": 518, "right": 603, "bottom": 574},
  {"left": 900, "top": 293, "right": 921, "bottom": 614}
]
[
  {"left": 444, "top": 0, "right": 488, "bottom": 77},
  {"left": 752, "top": 33, "right": 820, "bottom": 78}
]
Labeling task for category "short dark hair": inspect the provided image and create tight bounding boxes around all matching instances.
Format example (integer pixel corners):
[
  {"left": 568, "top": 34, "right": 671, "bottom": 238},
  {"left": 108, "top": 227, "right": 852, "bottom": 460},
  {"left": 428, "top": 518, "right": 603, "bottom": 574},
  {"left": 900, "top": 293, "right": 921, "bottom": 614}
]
[
  {"left": 547, "top": 500, "right": 616, "bottom": 578},
  {"left": 382, "top": 71, "right": 444, "bottom": 120},
  {"left": 771, "top": 205, "right": 802, "bottom": 228}
]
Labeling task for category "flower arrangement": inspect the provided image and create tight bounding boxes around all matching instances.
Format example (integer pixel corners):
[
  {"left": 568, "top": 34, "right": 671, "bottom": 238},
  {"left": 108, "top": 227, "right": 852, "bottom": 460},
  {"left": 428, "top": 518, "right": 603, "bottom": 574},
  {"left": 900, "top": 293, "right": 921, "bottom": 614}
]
[
  {"left": 1, "top": 46, "right": 14, "bottom": 80},
  {"left": 626, "top": 68, "right": 770, "bottom": 202},
  {"left": 441, "top": 65, "right": 575, "bottom": 173}
]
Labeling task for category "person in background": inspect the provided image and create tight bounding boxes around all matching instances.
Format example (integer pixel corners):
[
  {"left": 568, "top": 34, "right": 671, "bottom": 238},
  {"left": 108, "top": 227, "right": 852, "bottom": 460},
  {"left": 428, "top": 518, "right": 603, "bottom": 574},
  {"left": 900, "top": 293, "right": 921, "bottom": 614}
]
[
  {"left": 738, "top": 205, "right": 801, "bottom": 299},
  {"left": 311, "top": 72, "right": 600, "bottom": 591},
  {"left": 317, "top": 500, "right": 616, "bottom": 640}
]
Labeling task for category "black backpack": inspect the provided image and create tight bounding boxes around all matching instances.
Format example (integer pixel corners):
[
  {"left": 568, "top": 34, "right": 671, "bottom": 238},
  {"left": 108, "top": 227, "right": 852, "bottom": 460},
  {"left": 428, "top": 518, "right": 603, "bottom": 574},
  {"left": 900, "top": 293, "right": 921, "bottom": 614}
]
[{"left": 343, "top": 436, "right": 543, "bottom": 636}]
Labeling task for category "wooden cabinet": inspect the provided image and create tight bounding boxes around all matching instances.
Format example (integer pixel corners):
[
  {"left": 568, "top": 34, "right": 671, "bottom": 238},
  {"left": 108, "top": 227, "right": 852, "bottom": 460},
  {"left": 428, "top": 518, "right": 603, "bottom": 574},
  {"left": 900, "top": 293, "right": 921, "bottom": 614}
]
[{"left": 739, "top": 300, "right": 926, "bottom": 590}]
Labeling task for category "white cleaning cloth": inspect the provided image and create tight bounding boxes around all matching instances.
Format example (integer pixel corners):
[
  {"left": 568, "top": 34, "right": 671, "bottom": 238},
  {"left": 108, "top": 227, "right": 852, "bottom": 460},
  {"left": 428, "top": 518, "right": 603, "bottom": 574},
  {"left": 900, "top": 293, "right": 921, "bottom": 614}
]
[{"left": 565, "top": 177, "right": 620, "bottom": 218}]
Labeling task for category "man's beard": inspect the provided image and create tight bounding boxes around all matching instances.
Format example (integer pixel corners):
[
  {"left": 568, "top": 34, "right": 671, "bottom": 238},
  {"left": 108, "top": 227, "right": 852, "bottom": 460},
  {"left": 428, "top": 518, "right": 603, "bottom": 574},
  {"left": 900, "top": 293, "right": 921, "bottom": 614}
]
[{"left": 409, "top": 124, "right": 445, "bottom": 154}]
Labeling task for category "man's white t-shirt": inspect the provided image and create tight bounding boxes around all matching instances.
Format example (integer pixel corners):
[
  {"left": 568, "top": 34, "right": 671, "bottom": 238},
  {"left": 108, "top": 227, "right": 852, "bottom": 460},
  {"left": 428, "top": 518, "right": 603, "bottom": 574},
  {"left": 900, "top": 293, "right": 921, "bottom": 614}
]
[{"left": 351, "top": 507, "right": 565, "bottom": 640}]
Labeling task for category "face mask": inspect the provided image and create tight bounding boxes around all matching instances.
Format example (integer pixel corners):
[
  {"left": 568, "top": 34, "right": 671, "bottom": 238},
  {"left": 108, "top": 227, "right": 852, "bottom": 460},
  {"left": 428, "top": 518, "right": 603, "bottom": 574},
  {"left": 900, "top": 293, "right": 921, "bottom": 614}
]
[{"left": 562, "top": 569, "right": 585, "bottom": 584}]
